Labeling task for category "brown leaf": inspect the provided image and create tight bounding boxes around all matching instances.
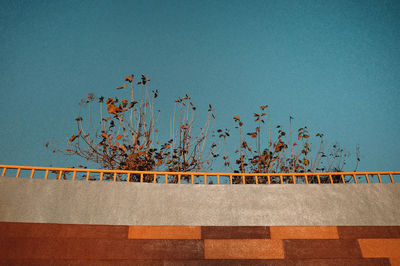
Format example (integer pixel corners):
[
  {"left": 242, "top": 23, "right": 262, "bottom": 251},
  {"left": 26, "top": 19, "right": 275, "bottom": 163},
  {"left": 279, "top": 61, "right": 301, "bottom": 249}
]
[
  {"left": 121, "top": 99, "right": 128, "bottom": 107},
  {"left": 260, "top": 105, "right": 268, "bottom": 110},
  {"left": 116, "top": 86, "right": 124, "bottom": 90},
  {"left": 247, "top": 132, "right": 257, "bottom": 138},
  {"left": 107, "top": 104, "right": 118, "bottom": 114},
  {"left": 233, "top": 116, "right": 240, "bottom": 121},
  {"left": 105, "top": 97, "right": 114, "bottom": 104},
  {"left": 116, "top": 135, "right": 123, "bottom": 140},
  {"left": 69, "top": 135, "right": 78, "bottom": 142},
  {"left": 129, "top": 101, "right": 138, "bottom": 108},
  {"left": 125, "top": 76, "right": 132, "bottom": 83}
]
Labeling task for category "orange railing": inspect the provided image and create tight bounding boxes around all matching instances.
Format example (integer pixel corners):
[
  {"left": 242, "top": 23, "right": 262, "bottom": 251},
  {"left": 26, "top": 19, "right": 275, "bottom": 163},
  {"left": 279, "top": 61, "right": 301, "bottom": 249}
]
[{"left": 0, "top": 165, "right": 399, "bottom": 184}]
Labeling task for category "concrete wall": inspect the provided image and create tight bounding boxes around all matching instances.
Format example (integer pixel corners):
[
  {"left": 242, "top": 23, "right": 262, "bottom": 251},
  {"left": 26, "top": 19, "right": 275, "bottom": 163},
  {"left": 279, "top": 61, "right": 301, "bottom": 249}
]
[{"left": 0, "top": 177, "right": 399, "bottom": 226}]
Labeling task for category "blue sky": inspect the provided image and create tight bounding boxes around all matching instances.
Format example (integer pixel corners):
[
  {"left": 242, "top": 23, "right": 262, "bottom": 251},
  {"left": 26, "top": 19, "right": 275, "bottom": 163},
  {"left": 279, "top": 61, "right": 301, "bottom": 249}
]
[{"left": 0, "top": 0, "right": 399, "bottom": 172}]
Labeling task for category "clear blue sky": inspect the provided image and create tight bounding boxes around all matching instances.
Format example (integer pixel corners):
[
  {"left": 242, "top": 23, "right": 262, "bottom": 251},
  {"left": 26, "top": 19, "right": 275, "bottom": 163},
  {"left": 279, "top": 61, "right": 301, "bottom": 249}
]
[{"left": 1, "top": 0, "right": 399, "bottom": 172}]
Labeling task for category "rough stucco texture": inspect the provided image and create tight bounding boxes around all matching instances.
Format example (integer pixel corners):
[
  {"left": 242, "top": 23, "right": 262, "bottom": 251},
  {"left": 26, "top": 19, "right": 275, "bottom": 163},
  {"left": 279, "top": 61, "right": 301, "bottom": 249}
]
[{"left": 0, "top": 177, "right": 399, "bottom": 226}]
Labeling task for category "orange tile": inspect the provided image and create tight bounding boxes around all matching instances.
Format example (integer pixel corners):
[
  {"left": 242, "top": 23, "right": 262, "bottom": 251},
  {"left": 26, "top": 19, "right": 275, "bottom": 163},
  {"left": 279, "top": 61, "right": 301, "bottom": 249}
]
[
  {"left": 128, "top": 226, "right": 201, "bottom": 239},
  {"left": 204, "top": 239, "right": 284, "bottom": 259},
  {"left": 358, "top": 239, "right": 400, "bottom": 258},
  {"left": 391, "top": 258, "right": 400, "bottom": 266},
  {"left": 270, "top": 226, "right": 339, "bottom": 239}
]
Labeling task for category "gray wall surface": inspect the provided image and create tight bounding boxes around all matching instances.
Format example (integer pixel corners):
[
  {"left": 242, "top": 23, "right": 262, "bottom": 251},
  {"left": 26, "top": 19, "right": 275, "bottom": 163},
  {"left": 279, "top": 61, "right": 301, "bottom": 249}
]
[{"left": 0, "top": 177, "right": 399, "bottom": 225}]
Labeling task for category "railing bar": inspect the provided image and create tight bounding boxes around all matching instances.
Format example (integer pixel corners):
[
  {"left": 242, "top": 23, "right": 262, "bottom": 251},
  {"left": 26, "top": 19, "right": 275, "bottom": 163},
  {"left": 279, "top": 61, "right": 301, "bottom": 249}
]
[
  {"left": 389, "top": 173, "right": 394, "bottom": 183},
  {"left": 365, "top": 174, "right": 370, "bottom": 184},
  {"left": 16, "top": 168, "right": 21, "bottom": 178},
  {"left": 165, "top": 174, "right": 168, "bottom": 184},
  {"left": 1, "top": 164, "right": 398, "bottom": 185},
  {"left": 377, "top": 173, "right": 382, "bottom": 183},
  {"left": 72, "top": 171, "right": 77, "bottom": 181},
  {"left": 353, "top": 174, "right": 358, "bottom": 184},
  {"left": 0, "top": 165, "right": 398, "bottom": 176},
  {"left": 140, "top": 173, "right": 143, "bottom": 183}
]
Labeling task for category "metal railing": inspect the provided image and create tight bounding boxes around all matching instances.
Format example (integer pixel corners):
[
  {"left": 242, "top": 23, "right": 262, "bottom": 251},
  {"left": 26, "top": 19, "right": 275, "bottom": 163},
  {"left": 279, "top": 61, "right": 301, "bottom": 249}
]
[{"left": 0, "top": 165, "right": 399, "bottom": 184}]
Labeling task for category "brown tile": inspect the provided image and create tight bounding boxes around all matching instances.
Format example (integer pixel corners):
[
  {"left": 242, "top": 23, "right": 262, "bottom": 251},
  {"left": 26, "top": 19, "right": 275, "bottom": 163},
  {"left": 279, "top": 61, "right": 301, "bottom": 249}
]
[
  {"left": 284, "top": 239, "right": 362, "bottom": 259},
  {"left": 338, "top": 226, "right": 400, "bottom": 239},
  {"left": 3, "top": 259, "right": 389, "bottom": 266},
  {"left": 129, "top": 226, "right": 201, "bottom": 239},
  {"left": 0, "top": 260, "right": 286, "bottom": 266},
  {"left": 270, "top": 226, "right": 338, "bottom": 239},
  {"left": 358, "top": 239, "right": 400, "bottom": 258},
  {"left": 202, "top": 226, "right": 270, "bottom": 239},
  {"left": 0, "top": 222, "right": 128, "bottom": 239},
  {"left": 165, "top": 260, "right": 287, "bottom": 266},
  {"left": 0, "top": 259, "right": 164, "bottom": 266},
  {"left": 0, "top": 238, "right": 204, "bottom": 260},
  {"left": 204, "top": 239, "right": 284, "bottom": 259},
  {"left": 285, "top": 258, "right": 391, "bottom": 266}
]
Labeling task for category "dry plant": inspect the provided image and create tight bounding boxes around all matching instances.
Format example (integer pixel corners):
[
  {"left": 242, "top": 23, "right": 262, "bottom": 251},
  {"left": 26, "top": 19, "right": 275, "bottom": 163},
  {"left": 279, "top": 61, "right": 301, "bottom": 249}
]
[
  {"left": 48, "top": 74, "right": 359, "bottom": 184},
  {"left": 225, "top": 105, "right": 359, "bottom": 183},
  {"left": 47, "top": 74, "right": 220, "bottom": 181}
]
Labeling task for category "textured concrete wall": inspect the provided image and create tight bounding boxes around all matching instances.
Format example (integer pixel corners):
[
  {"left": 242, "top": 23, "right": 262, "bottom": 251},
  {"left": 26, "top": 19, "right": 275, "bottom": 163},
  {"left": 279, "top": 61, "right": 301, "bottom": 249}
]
[{"left": 0, "top": 177, "right": 399, "bottom": 225}]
